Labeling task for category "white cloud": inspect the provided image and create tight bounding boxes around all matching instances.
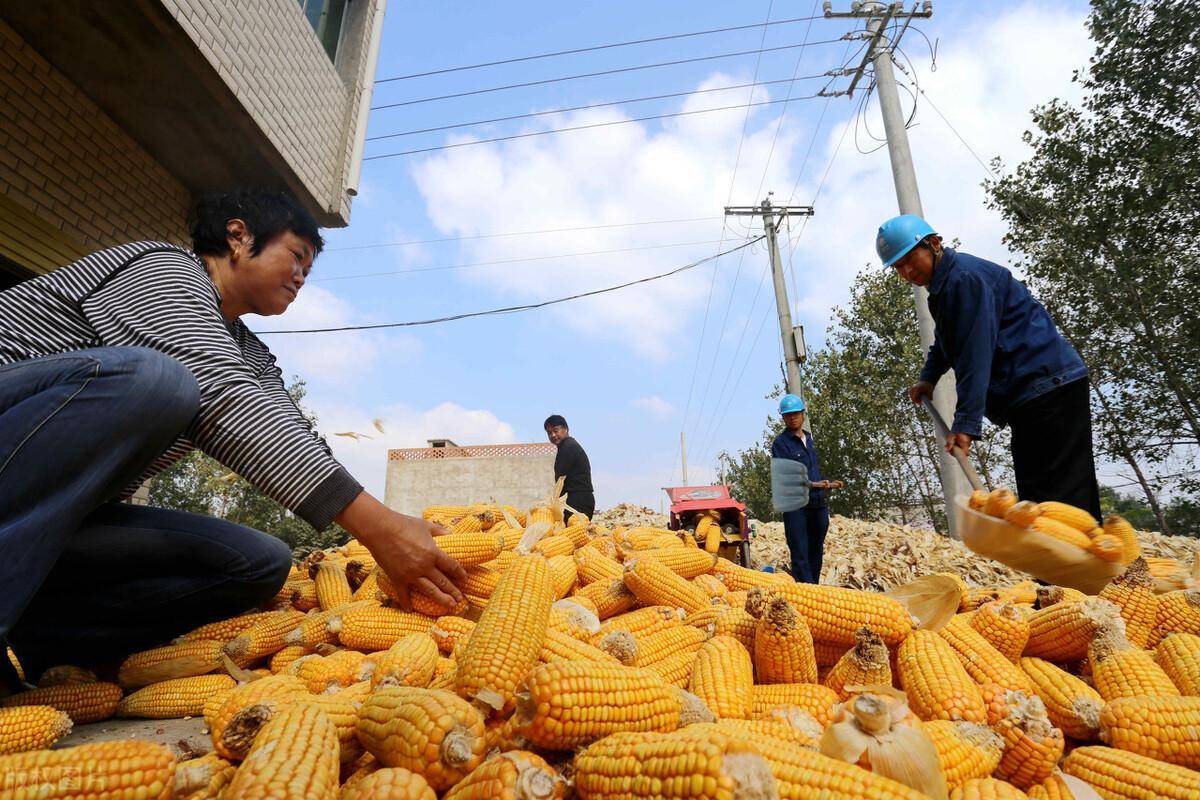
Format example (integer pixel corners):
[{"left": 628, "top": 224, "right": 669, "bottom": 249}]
[
  {"left": 312, "top": 400, "right": 519, "bottom": 497},
  {"left": 632, "top": 395, "right": 675, "bottom": 417}
]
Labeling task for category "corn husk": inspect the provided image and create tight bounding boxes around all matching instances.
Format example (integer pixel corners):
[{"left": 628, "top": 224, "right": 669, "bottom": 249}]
[{"left": 819, "top": 689, "right": 948, "bottom": 800}]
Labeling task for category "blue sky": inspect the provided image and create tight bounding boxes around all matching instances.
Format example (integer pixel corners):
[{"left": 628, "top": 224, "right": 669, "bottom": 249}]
[{"left": 253, "top": 0, "right": 1100, "bottom": 512}]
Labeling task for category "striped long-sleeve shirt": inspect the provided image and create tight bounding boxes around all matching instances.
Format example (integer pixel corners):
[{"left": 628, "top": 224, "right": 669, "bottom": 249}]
[{"left": 0, "top": 241, "right": 362, "bottom": 530}]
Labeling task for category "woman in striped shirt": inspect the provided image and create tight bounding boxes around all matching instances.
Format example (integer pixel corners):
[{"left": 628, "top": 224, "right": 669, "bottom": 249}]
[{"left": 0, "top": 188, "right": 465, "bottom": 690}]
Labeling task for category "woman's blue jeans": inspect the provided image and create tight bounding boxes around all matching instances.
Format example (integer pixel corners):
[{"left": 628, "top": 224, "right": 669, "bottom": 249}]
[{"left": 0, "top": 347, "right": 291, "bottom": 685}]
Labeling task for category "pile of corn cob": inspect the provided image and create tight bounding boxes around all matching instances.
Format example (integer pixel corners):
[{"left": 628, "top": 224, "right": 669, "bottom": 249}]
[{"left": 2, "top": 500, "right": 1200, "bottom": 799}]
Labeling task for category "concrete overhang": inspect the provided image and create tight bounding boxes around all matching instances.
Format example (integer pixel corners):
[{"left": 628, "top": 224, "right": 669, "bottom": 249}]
[{"left": 0, "top": 0, "right": 346, "bottom": 226}]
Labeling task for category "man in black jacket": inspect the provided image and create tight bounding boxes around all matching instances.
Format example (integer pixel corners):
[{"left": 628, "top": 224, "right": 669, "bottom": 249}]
[{"left": 544, "top": 414, "right": 595, "bottom": 521}]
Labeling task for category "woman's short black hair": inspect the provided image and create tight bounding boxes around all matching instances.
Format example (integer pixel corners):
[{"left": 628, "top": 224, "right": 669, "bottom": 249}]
[
  {"left": 190, "top": 188, "right": 325, "bottom": 258},
  {"left": 544, "top": 414, "right": 568, "bottom": 430}
]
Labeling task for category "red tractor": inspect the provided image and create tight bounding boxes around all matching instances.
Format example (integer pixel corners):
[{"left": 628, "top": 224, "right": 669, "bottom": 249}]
[{"left": 663, "top": 485, "right": 751, "bottom": 566}]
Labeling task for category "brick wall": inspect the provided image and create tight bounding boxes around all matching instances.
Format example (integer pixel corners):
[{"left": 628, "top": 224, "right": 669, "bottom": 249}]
[
  {"left": 0, "top": 19, "right": 191, "bottom": 272},
  {"left": 162, "top": 0, "right": 381, "bottom": 219}
]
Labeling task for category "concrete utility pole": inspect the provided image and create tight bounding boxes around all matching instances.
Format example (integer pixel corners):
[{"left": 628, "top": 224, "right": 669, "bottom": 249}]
[
  {"left": 725, "top": 199, "right": 815, "bottom": 402},
  {"left": 825, "top": 0, "right": 966, "bottom": 537},
  {"left": 680, "top": 431, "right": 689, "bottom": 487}
]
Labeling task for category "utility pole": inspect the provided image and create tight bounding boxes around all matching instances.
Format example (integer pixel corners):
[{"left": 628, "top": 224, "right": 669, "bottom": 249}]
[
  {"left": 680, "top": 431, "right": 689, "bottom": 487},
  {"left": 825, "top": 0, "right": 966, "bottom": 537},
  {"left": 725, "top": 198, "right": 814, "bottom": 402}
]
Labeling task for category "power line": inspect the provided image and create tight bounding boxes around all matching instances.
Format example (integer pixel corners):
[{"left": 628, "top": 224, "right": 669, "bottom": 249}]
[
  {"left": 371, "top": 37, "right": 856, "bottom": 110},
  {"left": 364, "top": 91, "right": 829, "bottom": 161},
  {"left": 311, "top": 239, "right": 728, "bottom": 282},
  {"left": 255, "top": 237, "right": 764, "bottom": 335},
  {"left": 325, "top": 216, "right": 724, "bottom": 252},
  {"left": 367, "top": 74, "right": 834, "bottom": 141},
  {"left": 375, "top": 15, "right": 826, "bottom": 83}
]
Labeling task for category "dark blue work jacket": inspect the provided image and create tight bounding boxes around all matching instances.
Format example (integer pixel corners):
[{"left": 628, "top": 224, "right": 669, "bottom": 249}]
[
  {"left": 919, "top": 248, "right": 1087, "bottom": 437},
  {"left": 771, "top": 428, "right": 826, "bottom": 508}
]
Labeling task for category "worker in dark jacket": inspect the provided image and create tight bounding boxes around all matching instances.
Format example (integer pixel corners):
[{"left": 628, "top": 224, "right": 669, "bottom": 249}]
[
  {"left": 878, "top": 214, "right": 1100, "bottom": 517},
  {"left": 544, "top": 414, "right": 595, "bottom": 521},
  {"left": 771, "top": 394, "right": 838, "bottom": 583}
]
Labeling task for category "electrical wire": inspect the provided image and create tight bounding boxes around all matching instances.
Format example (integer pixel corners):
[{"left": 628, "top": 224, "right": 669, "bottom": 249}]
[
  {"left": 325, "top": 216, "right": 724, "bottom": 252},
  {"left": 254, "top": 237, "right": 764, "bottom": 335},
  {"left": 371, "top": 37, "right": 852, "bottom": 110},
  {"left": 311, "top": 238, "right": 728, "bottom": 282},
  {"left": 375, "top": 14, "right": 826, "bottom": 83},
  {"left": 364, "top": 91, "right": 829, "bottom": 160},
  {"left": 367, "top": 74, "right": 834, "bottom": 141}
]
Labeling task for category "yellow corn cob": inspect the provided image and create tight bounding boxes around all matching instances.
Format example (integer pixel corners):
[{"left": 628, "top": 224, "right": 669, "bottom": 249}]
[
  {"left": 693, "top": 572, "right": 730, "bottom": 600},
  {"left": 1024, "top": 597, "right": 1121, "bottom": 662},
  {"left": 513, "top": 660, "right": 683, "bottom": 749},
  {"left": 289, "top": 578, "right": 319, "bottom": 610},
  {"left": 984, "top": 488, "right": 1018, "bottom": 518},
  {"left": 1025, "top": 774, "right": 1073, "bottom": 800},
  {"left": 643, "top": 649, "right": 698, "bottom": 687},
  {"left": 682, "top": 603, "right": 727, "bottom": 630},
  {"left": 424, "top": 504, "right": 470, "bottom": 523},
  {"left": 177, "top": 611, "right": 282, "bottom": 643},
  {"left": 289, "top": 649, "right": 371, "bottom": 693},
  {"left": 442, "top": 750, "right": 564, "bottom": 800},
  {"left": 350, "top": 565, "right": 381, "bottom": 602},
  {"left": 575, "top": 546, "right": 625, "bottom": 585},
  {"left": 1089, "top": 533, "right": 1125, "bottom": 562},
  {"left": 0, "top": 705, "right": 72, "bottom": 754},
  {"left": 773, "top": 582, "right": 914, "bottom": 648},
  {"left": 35, "top": 664, "right": 97, "bottom": 687},
  {"left": 222, "top": 610, "right": 306, "bottom": 667},
  {"left": 547, "top": 553, "right": 578, "bottom": 599},
  {"left": 1033, "top": 585, "right": 1087, "bottom": 609},
  {"left": 117, "top": 639, "right": 224, "bottom": 688},
  {"left": 311, "top": 560, "right": 354, "bottom": 611},
  {"left": 1098, "top": 558, "right": 1158, "bottom": 648},
  {"left": 0, "top": 740, "right": 175, "bottom": 797},
  {"left": 813, "top": 638, "right": 850, "bottom": 668},
  {"left": 712, "top": 558, "right": 794, "bottom": 591},
  {"left": 430, "top": 616, "right": 476, "bottom": 655},
  {"left": 1018, "top": 657, "right": 1103, "bottom": 739},
  {"left": 1, "top": 681, "right": 122, "bottom": 723},
  {"left": 823, "top": 627, "right": 891, "bottom": 700},
  {"left": 532, "top": 534, "right": 575, "bottom": 560},
  {"left": 341, "top": 767, "right": 437, "bottom": 800},
  {"left": 285, "top": 601, "right": 370, "bottom": 648},
  {"left": 209, "top": 674, "right": 308, "bottom": 760},
  {"left": 750, "top": 683, "right": 839, "bottom": 726},
  {"left": 584, "top": 535, "right": 620, "bottom": 559},
  {"left": 368, "top": 633, "right": 439, "bottom": 688},
  {"left": 1103, "top": 515, "right": 1141, "bottom": 565},
  {"left": 924, "top": 720, "right": 1004, "bottom": 788},
  {"left": 1154, "top": 632, "right": 1200, "bottom": 694},
  {"left": 336, "top": 605, "right": 434, "bottom": 651},
  {"left": 574, "top": 579, "right": 637, "bottom": 619},
  {"left": 706, "top": 716, "right": 822, "bottom": 749},
  {"left": 1004, "top": 501, "right": 1042, "bottom": 528},
  {"left": 356, "top": 687, "right": 487, "bottom": 791},
  {"left": 116, "top": 674, "right": 236, "bottom": 719},
  {"left": 969, "top": 601, "right": 1030, "bottom": 662},
  {"left": 1098, "top": 696, "right": 1200, "bottom": 768},
  {"left": 898, "top": 630, "right": 986, "bottom": 723},
  {"left": 629, "top": 625, "right": 710, "bottom": 667},
  {"left": 616, "top": 528, "right": 684, "bottom": 550},
  {"left": 1030, "top": 516, "right": 1092, "bottom": 549},
  {"left": 968, "top": 488, "right": 989, "bottom": 511},
  {"left": 1089, "top": 625, "right": 1180, "bottom": 701},
  {"left": 456, "top": 554, "right": 553, "bottom": 714},
  {"left": 948, "top": 777, "right": 1029, "bottom": 799},
  {"left": 938, "top": 615, "right": 1033, "bottom": 693},
  {"left": 623, "top": 556, "right": 709, "bottom": 614},
  {"left": 598, "top": 606, "right": 685, "bottom": 640},
  {"left": 996, "top": 581, "right": 1039, "bottom": 606},
  {"left": 636, "top": 547, "right": 718, "bottom": 579},
  {"left": 558, "top": 522, "right": 591, "bottom": 550},
  {"left": 1152, "top": 589, "right": 1200, "bottom": 645},
  {"left": 175, "top": 752, "right": 237, "bottom": 800},
  {"left": 689, "top": 635, "right": 753, "bottom": 719},
  {"left": 299, "top": 682, "right": 370, "bottom": 764},
  {"left": 962, "top": 587, "right": 1002, "bottom": 612},
  {"left": 549, "top": 600, "right": 600, "bottom": 641},
  {"left": 539, "top": 627, "right": 620, "bottom": 664},
  {"left": 269, "top": 644, "right": 311, "bottom": 673},
  {"left": 429, "top": 656, "right": 458, "bottom": 690},
  {"left": 1036, "top": 501, "right": 1098, "bottom": 532},
  {"left": 433, "top": 532, "right": 505, "bottom": 566},
  {"left": 991, "top": 691, "right": 1064, "bottom": 790},
  {"left": 752, "top": 595, "right": 817, "bottom": 684},
  {"left": 1062, "top": 745, "right": 1200, "bottom": 799},
  {"left": 223, "top": 702, "right": 338, "bottom": 799}
]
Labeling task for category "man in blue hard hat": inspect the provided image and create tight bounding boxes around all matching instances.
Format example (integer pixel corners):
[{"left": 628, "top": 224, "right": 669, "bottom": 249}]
[
  {"left": 771, "top": 394, "right": 840, "bottom": 583},
  {"left": 877, "top": 214, "right": 1101, "bottom": 518}
]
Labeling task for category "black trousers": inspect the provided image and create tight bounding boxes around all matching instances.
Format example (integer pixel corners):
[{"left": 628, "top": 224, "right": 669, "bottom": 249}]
[
  {"left": 565, "top": 491, "right": 595, "bottom": 522},
  {"left": 1008, "top": 378, "right": 1101, "bottom": 519}
]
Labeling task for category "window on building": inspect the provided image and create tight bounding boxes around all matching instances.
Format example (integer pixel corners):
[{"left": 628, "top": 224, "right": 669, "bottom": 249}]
[{"left": 297, "top": 0, "right": 348, "bottom": 62}]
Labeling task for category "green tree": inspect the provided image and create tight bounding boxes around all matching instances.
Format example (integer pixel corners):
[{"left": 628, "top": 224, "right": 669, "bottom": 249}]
[
  {"left": 986, "top": 0, "right": 1200, "bottom": 532},
  {"left": 146, "top": 377, "right": 349, "bottom": 555}
]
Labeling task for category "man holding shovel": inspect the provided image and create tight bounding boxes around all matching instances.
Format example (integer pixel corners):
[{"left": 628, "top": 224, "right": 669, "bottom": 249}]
[{"left": 878, "top": 214, "right": 1101, "bottom": 518}]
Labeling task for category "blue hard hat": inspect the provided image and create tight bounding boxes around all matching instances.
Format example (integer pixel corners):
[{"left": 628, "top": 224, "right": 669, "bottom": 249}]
[
  {"left": 779, "top": 394, "right": 805, "bottom": 415},
  {"left": 876, "top": 214, "right": 937, "bottom": 266}
]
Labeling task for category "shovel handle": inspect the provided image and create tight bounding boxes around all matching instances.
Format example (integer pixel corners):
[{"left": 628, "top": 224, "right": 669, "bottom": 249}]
[{"left": 919, "top": 397, "right": 986, "bottom": 492}]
